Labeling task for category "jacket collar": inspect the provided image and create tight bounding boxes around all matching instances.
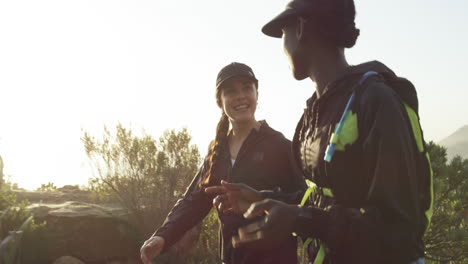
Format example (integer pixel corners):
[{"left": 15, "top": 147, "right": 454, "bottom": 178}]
[
  {"left": 314, "top": 60, "right": 397, "bottom": 101},
  {"left": 220, "top": 120, "right": 278, "bottom": 160}
]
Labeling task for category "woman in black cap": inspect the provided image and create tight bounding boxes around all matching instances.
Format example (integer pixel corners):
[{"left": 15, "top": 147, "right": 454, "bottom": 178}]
[
  {"left": 140, "top": 62, "right": 303, "bottom": 264},
  {"left": 208, "top": 1, "right": 433, "bottom": 263}
]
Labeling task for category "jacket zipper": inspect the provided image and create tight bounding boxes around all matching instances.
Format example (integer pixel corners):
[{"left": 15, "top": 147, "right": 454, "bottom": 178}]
[{"left": 228, "top": 129, "right": 266, "bottom": 181}]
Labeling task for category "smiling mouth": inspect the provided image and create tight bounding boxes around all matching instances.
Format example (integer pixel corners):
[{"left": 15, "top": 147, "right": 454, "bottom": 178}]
[{"left": 234, "top": 104, "right": 249, "bottom": 111}]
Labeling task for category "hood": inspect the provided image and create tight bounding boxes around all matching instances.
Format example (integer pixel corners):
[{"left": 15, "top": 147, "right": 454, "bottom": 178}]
[{"left": 340, "top": 61, "right": 420, "bottom": 113}]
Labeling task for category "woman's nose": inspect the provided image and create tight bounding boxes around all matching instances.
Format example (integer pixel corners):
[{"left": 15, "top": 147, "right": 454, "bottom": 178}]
[{"left": 235, "top": 90, "right": 247, "bottom": 100}]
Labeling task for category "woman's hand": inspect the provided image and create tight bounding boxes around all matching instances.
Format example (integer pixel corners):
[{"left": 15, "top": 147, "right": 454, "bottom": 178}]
[
  {"left": 205, "top": 180, "right": 262, "bottom": 215},
  {"left": 140, "top": 236, "right": 165, "bottom": 264},
  {"left": 232, "top": 199, "right": 300, "bottom": 250}
]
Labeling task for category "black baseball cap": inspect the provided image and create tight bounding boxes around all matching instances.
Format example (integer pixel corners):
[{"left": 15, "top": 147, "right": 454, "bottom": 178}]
[
  {"left": 262, "top": 0, "right": 316, "bottom": 38},
  {"left": 216, "top": 62, "right": 258, "bottom": 90}
]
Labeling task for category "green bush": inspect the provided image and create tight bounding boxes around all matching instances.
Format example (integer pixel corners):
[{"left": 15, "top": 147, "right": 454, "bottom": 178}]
[
  {"left": 424, "top": 142, "right": 467, "bottom": 264},
  {"left": 187, "top": 209, "right": 220, "bottom": 264},
  {"left": 0, "top": 182, "right": 50, "bottom": 264},
  {"left": 35, "top": 182, "right": 58, "bottom": 192},
  {"left": 83, "top": 125, "right": 225, "bottom": 262}
]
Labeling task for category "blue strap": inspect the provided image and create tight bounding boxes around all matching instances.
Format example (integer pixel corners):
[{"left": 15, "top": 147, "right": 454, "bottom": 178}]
[
  {"left": 359, "top": 71, "right": 378, "bottom": 85},
  {"left": 324, "top": 71, "right": 378, "bottom": 162}
]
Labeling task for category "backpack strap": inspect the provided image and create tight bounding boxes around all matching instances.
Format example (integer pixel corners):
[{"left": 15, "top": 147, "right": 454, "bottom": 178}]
[{"left": 324, "top": 71, "right": 379, "bottom": 162}]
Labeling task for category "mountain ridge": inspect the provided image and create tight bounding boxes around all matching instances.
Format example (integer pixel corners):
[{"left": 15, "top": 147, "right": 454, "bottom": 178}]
[{"left": 439, "top": 124, "right": 468, "bottom": 160}]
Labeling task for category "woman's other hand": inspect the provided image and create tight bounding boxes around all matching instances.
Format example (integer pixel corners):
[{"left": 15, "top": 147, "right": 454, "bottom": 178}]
[{"left": 140, "top": 235, "right": 165, "bottom": 264}]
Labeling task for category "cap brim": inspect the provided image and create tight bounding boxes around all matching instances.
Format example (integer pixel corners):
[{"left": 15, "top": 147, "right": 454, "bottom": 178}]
[
  {"left": 216, "top": 74, "right": 258, "bottom": 90},
  {"left": 262, "top": 8, "right": 298, "bottom": 38}
]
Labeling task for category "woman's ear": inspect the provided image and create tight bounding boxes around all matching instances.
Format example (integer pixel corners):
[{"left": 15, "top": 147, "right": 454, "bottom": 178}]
[{"left": 297, "top": 17, "right": 306, "bottom": 41}]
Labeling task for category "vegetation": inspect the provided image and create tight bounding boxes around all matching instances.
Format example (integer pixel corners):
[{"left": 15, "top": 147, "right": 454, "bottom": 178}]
[
  {"left": 82, "top": 124, "right": 219, "bottom": 263},
  {"left": 0, "top": 179, "right": 49, "bottom": 264},
  {"left": 424, "top": 142, "right": 467, "bottom": 264},
  {"left": 3, "top": 124, "right": 462, "bottom": 264},
  {"left": 81, "top": 124, "right": 467, "bottom": 263},
  {"left": 35, "top": 182, "right": 58, "bottom": 192}
]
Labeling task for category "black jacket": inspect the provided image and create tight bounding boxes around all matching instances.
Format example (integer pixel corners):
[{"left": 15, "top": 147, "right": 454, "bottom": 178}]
[
  {"left": 154, "top": 121, "right": 304, "bottom": 264},
  {"left": 270, "top": 61, "right": 433, "bottom": 264}
]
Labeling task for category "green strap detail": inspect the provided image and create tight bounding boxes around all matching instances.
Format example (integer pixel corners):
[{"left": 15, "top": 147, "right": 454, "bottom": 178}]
[
  {"left": 300, "top": 187, "right": 315, "bottom": 207},
  {"left": 331, "top": 111, "right": 358, "bottom": 151},
  {"left": 300, "top": 179, "right": 332, "bottom": 263},
  {"left": 404, "top": 103, "right": 434, "bottom": 229},
  {"left": 329, "top": 133, "right": 340, "bottom": 144},
  {"left": 322, "top": 188, "right": 333, "bottom": 197},
  {"left": 424, "top": 152, "right": 434, "bottom": 228},
  {"left": 301, "top": 180, "right": 333, "bottom": 207},
  {"left": 404, "top": 104, "right": 424, "bottom": 153},
  {"left": 306, "top": 179, "right": 333, "bottom": 198},
  {"left": 301, "top": 238, "right": 326, "bottom": 264},
  {"left": 302, "top": 238, "right": 313, "bottom": 257},
  {"left": 314, "top": 244, "right": 326, "bottom": 264}
]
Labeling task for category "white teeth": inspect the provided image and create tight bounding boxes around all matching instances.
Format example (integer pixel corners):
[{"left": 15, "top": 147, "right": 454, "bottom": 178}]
[
  {"left": 234, "top": 105, "right": 249, "bottom": 110},
  {"left": 234, "top": 105, "right": 248, "bottom": 110}
]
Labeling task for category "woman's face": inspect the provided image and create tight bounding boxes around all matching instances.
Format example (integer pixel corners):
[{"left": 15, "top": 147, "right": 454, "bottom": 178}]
[
  {"left": 282, "top": 21, "right": 305, "bottom": 80},
  {"left": 219, "top": 77, "right": 258, "bottom": 124},
  {"left": 282, "top": 18, "right": 327, "bottom": 81}
]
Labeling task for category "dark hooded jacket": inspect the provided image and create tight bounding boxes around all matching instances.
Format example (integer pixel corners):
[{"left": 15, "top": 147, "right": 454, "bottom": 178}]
[
  {"left": 268, "top": 61, "right": 433, "bottom": 264},
  {"left": 153, "top": 121, "right": 304, "bottom": 264}
]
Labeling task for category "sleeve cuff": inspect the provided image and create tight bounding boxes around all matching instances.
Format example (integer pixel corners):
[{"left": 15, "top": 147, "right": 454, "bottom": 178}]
[{"left": 293, "top": 206, "right": 332, "bottom": 241}]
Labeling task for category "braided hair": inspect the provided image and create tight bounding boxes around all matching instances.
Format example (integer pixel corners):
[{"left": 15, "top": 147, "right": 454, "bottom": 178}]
[{"left": 199, "top": 87, "right": 231, "bottom": 187}]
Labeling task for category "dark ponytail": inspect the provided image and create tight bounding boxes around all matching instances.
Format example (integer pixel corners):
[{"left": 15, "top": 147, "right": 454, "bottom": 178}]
[
  {"left": 307, "top": 0, "right": 360, "bottom": 48},
  {"left": 199, "top": 112, "right": 230, "bottom": 187},
  {"left": 336, "top": 0, "right": 359, "bottom": 48}
]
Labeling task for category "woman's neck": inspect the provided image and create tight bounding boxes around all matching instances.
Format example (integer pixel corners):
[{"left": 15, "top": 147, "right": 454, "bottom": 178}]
[
  {"left": 307, "top": 50, "right": 349, "bottom": 98},
  {"left": 228, "top": 119, "right": 260, "bottom": 159},
  {"left": 230, "top": 119, "right": 260, "bottom": 140}
]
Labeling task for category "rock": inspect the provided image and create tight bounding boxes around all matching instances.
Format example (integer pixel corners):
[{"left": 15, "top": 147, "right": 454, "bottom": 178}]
[
  {"left": 15, "top": 189, "right": 201, "bottom": 263},
  {"left": 52, "top": 256, "right": 85, "bottom": 264},
  {"left": 28, "top": 201, "right": 140, "bottom": 263},
  {"left": 28, "top": 201, "right": 127, "bottom": 219},
  {"left": 14, "top": 189, "right": 93, "bottom": 204},
  {"left": 58, "top": 185, "right": 81, "bottom": 193}
]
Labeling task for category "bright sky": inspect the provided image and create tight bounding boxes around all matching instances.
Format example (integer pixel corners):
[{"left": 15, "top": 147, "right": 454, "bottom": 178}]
[{"left": 1, "top": 0, "right": 467, "bottom": 190}]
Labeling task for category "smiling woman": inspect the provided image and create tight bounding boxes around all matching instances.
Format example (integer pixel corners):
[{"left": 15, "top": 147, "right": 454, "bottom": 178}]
[
  {"left": 140, "top": 62, "right": 304, "bottom": 264},
  {"left": 201, "top": 62, "right": 261, "bottom": 186}
]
